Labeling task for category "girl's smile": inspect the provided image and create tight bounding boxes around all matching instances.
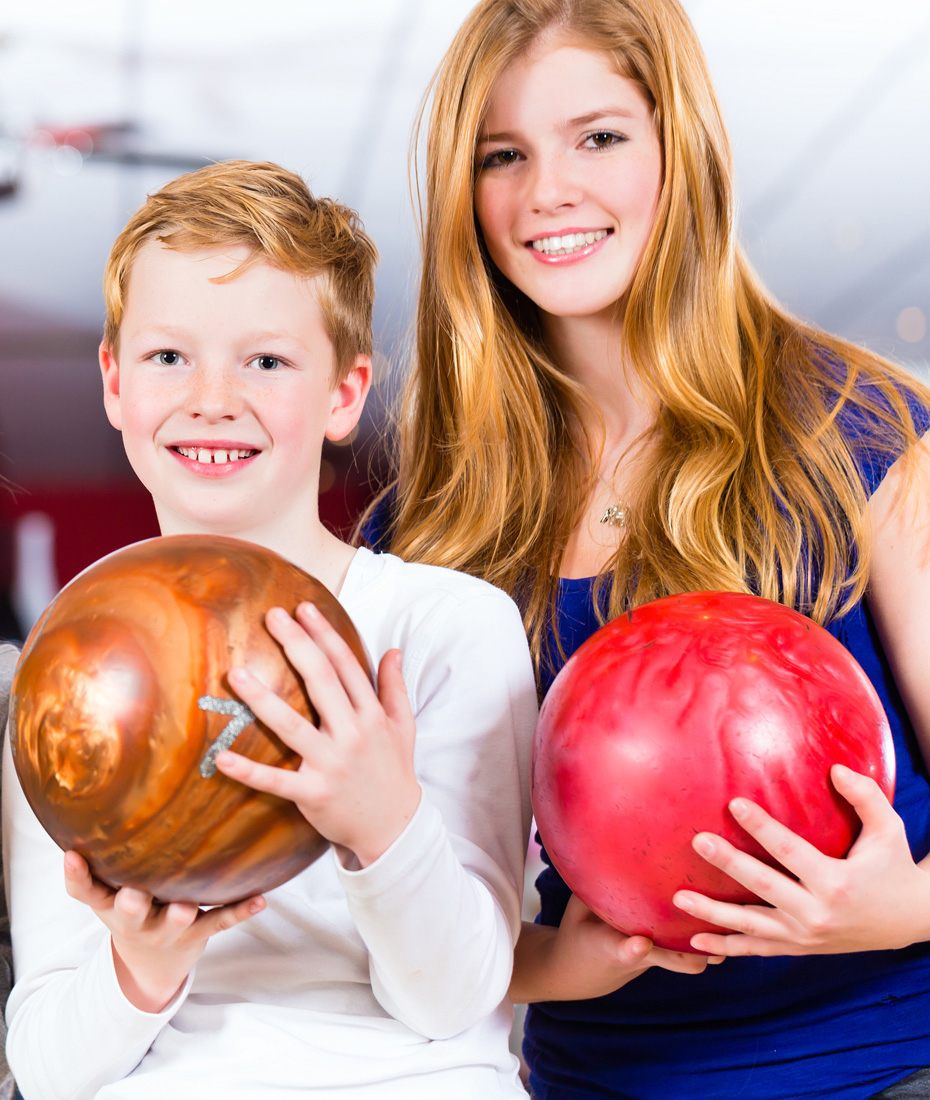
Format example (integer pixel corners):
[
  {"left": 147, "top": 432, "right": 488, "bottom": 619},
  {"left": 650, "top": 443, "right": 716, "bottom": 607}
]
[{"left": 527, "top": 227, "right": 612, "bottom": 262}]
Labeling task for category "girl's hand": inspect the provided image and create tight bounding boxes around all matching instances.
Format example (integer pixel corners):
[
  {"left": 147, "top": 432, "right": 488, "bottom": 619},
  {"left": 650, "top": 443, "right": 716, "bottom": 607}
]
[
  {"left": 511, "top": 894, "right": 720, "bottom": 1003},
  {"left": 64, "top": 851, "right": 265, "bottom": 1013},
  {"left": 217, "top": 602, "right": 421, "bottom": 868},
  {"left": 673, "top": 764, "right": 930, "bottom": 956}
]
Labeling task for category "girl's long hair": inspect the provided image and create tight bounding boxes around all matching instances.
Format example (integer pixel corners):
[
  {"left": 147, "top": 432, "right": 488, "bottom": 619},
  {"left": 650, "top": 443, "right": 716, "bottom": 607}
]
[{"left": 364, "top": 0, "right": 928, "bottom": 667}]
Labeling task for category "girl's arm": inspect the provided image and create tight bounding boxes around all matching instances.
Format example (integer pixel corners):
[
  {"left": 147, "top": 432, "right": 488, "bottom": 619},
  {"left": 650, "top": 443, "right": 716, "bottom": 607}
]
[
  {"left": 672, "top": 434, "right": 930, "bottom": 956},
  {"left": 510, "top": 898, "right": 717, "bottom": 1005}
]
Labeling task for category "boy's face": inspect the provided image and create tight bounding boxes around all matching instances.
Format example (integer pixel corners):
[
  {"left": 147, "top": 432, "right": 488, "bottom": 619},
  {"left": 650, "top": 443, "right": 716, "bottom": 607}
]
[{"left": 100, "top": 241, "right": 369, "bottom": 541}]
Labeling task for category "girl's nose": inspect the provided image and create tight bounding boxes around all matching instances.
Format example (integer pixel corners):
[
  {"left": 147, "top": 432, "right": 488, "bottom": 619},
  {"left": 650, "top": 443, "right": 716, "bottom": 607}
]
[{"left": 527, "top": 153, "right": 583, "bottom": 214}]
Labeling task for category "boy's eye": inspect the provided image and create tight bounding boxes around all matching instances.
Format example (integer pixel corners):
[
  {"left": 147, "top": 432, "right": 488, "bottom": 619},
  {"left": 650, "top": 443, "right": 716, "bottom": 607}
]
[
  {"left": 154, "top": 350, "right": 181, "bottom": 366},
  {"left": 250, "top": 355, "right": 281, "bottom": 371}
]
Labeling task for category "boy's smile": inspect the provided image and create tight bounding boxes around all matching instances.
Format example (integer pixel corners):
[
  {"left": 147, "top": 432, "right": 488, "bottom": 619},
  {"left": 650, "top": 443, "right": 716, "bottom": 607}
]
[{"left": 100, "top": 241, "right": 368, "bottom": 555}]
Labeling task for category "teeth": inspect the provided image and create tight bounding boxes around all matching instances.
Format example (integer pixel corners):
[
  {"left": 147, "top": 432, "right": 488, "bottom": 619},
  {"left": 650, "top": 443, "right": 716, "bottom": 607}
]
[
  {"left": 177, "top": 447, "right": 253, "bottom": 463},
  {"left": 532, "top": 229, "right": 608, "bottom": 255}
]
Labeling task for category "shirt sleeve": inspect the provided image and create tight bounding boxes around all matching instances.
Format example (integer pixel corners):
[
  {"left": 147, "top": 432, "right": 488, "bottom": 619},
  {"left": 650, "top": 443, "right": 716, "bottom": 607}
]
[
  {"left": 336, "top": 587, "right": 536, "bottom": 1040},
  {"left": 2, "top": 734, "right": 191, "bottom": 1100},
  {"left": 834, "top": 376, "right": 930, "bottom": 497}
]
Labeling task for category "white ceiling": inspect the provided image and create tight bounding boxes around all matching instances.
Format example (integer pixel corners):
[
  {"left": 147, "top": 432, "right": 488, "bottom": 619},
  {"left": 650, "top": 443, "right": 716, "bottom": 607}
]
[{"left": 0, "top": 0, "right": 927, "bottom": 480}]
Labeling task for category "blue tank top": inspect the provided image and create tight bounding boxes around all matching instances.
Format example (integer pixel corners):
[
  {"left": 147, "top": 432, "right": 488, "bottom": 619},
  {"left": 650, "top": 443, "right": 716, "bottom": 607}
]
[
  {"left": 363, "top": 386, "right": 930, "bottom": 1100},
  {"left": 525, "top": 392, "right": 930, "bottom": 1100}
]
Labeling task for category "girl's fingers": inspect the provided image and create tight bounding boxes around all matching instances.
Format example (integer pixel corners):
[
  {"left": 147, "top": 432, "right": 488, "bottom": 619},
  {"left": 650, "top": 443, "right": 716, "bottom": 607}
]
[
  {"left": 226, "top": 665, "right": 321, "bottom": 763},
  {"left": 688, "top": 930, "right": 782, "bottom": 957},
  {"left": 830, "top": 765, "right": 896, "bottom": 836},
  {"left": 648, "top": 946, "right": 718, "bottom": 975},
  {"left": 674, "top": 890, "right": 794, "bottom": 941},
  {"left": 685, "top": 831, "right": 806, "bottom": 911},
  {"left": 696, "top": 799, "right": 831, "bottom": 894}
]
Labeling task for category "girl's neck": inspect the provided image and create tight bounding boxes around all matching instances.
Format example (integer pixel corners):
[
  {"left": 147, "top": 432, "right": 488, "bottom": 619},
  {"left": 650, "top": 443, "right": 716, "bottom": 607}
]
[
  {"left": 543, "top": 310, "right": 655, "bottom": 581},
  {"left": 542, "top": 309, "right": 654, "bottom": 456}
]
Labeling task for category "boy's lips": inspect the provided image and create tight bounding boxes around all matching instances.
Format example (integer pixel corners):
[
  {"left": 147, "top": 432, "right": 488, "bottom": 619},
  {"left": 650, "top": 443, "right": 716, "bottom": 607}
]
[{"left": 169, "top": 443, "right": 261, "bottom": 475}]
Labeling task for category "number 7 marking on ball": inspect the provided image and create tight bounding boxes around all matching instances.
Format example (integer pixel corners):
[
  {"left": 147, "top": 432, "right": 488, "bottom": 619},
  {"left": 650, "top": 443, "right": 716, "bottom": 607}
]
[{"left": 198, "top": 696, "right": 256, "bottom": 778}]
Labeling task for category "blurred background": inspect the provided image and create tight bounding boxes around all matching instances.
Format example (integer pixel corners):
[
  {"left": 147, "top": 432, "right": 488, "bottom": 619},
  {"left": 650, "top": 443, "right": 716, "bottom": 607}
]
[{"left": 0, "top": 0, "right": 928, "bottom": 639}]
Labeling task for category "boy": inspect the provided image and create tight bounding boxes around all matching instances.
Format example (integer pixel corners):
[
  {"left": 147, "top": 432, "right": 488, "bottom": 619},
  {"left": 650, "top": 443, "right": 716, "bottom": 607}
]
[{"left": 1, "top": 161, "right": 536, "bottom": 1098}]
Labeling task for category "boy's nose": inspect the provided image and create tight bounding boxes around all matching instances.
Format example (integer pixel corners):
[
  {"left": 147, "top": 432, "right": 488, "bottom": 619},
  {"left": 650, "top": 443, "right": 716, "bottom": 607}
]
[{"left": 184, "top": 364, "right": 246, "bottom": 421}]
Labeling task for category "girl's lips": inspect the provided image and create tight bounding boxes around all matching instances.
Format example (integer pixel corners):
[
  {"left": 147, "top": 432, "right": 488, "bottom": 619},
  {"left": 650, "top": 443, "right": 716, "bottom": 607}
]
[{"left": 525, "top": 228, "right": 612, "bottom": 266}]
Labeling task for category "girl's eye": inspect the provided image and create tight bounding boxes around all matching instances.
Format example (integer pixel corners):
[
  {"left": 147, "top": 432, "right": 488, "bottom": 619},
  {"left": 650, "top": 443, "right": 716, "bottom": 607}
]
[
  {"left": 585, "top": 131, "right": 625, "bottom": 150},
  {"left": 251, "top": 355, "right": 281, "bottom": 371},
  {"left": 480, "top": 148, "right": 521, "bottom": 170},
  {"left": 154, "top": 350, "right": 181, "bottom": 366}
]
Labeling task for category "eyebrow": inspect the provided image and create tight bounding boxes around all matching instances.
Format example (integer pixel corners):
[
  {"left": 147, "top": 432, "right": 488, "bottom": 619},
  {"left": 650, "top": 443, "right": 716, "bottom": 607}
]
[{"left": 478, "top": 106, "right": 640, "bottom": 146}]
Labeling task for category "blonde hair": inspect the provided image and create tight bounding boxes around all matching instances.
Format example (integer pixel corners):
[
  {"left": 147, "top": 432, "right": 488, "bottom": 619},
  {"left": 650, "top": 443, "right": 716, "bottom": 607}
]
[
  {"left": 103, "top": 160, "right": 378, "bottom": 378},
  {"left": 366, "top": 0, "right": 928, "bottom": 670}
]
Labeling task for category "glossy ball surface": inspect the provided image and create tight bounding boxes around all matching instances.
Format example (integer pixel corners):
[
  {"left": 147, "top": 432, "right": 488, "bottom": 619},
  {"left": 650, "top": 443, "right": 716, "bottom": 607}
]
[
  {"left": 532, "top": 591, "right": 896, "bottom": 952},
  {"left": 11, "top": 534, "right": 368, "bottom": 904}
]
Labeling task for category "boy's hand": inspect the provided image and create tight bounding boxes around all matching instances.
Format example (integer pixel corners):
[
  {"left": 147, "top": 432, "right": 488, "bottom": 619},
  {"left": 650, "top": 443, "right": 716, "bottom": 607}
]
[
  {"left": 217, "top": 602, "right": 421, "bottom": 868},
  {"left": 64, "top": 851, "right": 265, "bottom": 1014}
]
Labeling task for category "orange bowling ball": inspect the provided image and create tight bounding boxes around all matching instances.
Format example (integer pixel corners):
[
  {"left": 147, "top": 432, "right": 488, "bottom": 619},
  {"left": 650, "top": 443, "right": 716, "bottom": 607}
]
[{"left": 10, "top": 534, "right": 368, "bottom": 904}]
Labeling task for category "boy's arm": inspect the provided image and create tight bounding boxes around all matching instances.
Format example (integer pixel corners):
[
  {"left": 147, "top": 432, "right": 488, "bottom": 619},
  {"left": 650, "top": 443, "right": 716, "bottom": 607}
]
[
  {"left": 337, "top": 590, "right": 536, "bottom": 1038},
  {"left": 222, "top": 585, "right": 536, "bottom": 1040},
  {"left": 2, "top": 734, "right": 185, "bottom": 1099}
]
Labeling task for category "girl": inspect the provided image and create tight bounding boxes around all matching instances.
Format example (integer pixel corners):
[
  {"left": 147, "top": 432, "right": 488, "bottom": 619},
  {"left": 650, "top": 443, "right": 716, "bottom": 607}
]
[{"left": 363, "top": 1, "right": 930, "bottom": 1098}]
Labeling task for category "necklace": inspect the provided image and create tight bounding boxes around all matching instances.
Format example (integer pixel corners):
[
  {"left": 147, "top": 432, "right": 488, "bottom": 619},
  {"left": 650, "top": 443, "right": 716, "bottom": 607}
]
[
  {"left": 574, "top": 442, "right": 628, "bottom": 527},
  {"left": 596, "top": 471, "right": 627, "bottom": 528}
]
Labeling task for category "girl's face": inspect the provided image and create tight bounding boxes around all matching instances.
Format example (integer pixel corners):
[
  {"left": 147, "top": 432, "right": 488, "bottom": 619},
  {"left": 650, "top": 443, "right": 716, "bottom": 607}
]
[{"left": 474, "top": 35, "right": 663, "bottom": 327}]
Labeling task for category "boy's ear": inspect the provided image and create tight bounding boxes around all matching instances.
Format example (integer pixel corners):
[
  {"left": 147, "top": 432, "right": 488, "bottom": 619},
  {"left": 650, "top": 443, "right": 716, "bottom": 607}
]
[
  {"left": 325, "top": 354, "right": 373, "bottom": 442},
  {"left": 99, "top": 341, "right": 123, "bottom": 430}
]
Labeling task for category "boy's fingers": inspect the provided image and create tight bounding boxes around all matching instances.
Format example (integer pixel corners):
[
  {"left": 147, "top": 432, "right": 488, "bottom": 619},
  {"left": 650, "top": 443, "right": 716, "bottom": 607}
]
[
  {"left": 197, "top": 894, "right": 266, "bottom": 939},
  {"left": 263, "top": 609, "right": 356, "bottom": 734},
  {"left": 215, "top": 749, "right": 320, "bottom": 806},
  {"left": 63, "top": 851, "right": 114, "bottom": 908},
  {"left": 163, "top": 901, "right": 202, "bottom": 932},
  {"left": 295, "top": 603, "right": 375, "bottom": 708},
  {"left": 376, "top": 650, "right": 412, "bottom": 726},
  {"left": 227, "top": 666, "right": 321, "bottom": 761},
  {"left": 112, "top": 886, "right": 155, "bottom": 927}
]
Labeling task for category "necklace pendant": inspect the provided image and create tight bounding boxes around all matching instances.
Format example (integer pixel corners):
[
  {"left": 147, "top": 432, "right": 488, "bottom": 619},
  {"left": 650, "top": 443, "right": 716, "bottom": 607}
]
[{"left": 600, "top": 504, "right": 626, "bottom": 528}]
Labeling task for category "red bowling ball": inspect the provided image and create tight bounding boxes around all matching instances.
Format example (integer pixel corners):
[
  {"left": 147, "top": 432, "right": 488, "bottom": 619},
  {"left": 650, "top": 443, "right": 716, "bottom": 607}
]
[
  {"left": 11, "top": 534, "right": 369, "bottom": 905},
  {"left": 532, "top": 591, "right": 896, "bottom": 952}
]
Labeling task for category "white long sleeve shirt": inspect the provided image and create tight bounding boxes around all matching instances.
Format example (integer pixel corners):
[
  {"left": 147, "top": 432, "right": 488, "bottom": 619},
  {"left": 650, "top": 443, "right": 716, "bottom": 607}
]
[{"left": 3, "top": 548, "right": 537, "bottom": 1099}]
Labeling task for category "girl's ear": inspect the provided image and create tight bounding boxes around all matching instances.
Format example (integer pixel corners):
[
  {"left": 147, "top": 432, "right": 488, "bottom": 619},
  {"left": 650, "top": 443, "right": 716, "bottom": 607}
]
[
  {"left": 325, "top": 354, "right": 373, "bottom": 441},
  {"left": 99, "top": 341, "right": 123, "bottom": 430}
]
